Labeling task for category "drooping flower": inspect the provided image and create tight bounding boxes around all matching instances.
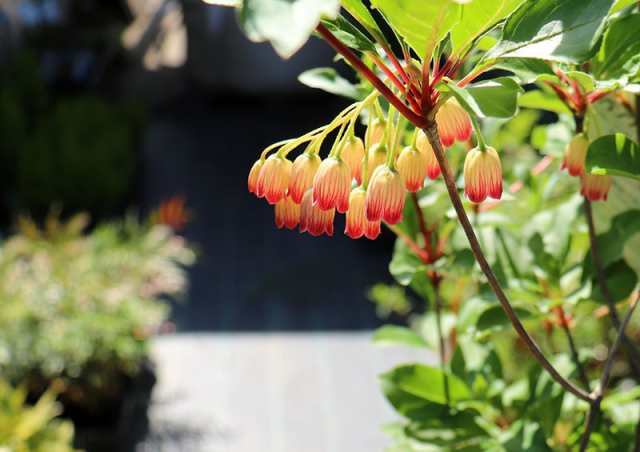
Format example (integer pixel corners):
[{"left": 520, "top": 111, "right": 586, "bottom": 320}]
[
  {"left": 312, "top": 156, "right": 351, "bottom": 213},
  {"left": 367, "top": 143, "right": 388, "bottom": 177},
  {"left": 436, "top": 97, "right": 472, "bottom": 147},
  {"left": 289, "top": 152, "right": 321, "bottom": 204},
  {"left": 561, "top": 134, "right": 588, "bottom": 177},
  {"left": 299, "top": 189, "right": 335, "bottom": 236},
  {"left": 341, "top": 136, "right": 365, "bottom": 184},
  {"left": 248, "top": 159, "right": 264, "bottom": 194},
  {"left": 275, "top": 195, "right": 301, "bottom": 230},
  {"left": 396, "top": 146, "right": 427, "bottom": 192},
  {"left": 345, "top": 188, "right": 381, "bottom": 240},
  {"left": 256, "top": 155, "right": 292, "bottom": 204},
  {"left": 463, "top": 146, "right": 503, "bottom": 203},
  {"left": 367, "top": 119, "right": 386, "bottom": 147},
  {"left": 416, "top": 130, "right": 441, "bottom": 179},
  {"left": 581, "top": 173, "right": 612, "bottom": 202},
  {"left": 366, "top": 165, "right": 406, "bottom": 224}
]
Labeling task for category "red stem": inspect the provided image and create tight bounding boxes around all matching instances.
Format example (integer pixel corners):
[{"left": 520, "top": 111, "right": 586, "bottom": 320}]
[
  {"left": 370, "top": 54, "right": 422, "bottom": 114},
  {"left": 381, "top": 45, "right": 423, "bottom": 102},
  {"left": 316, "top": 24, "right": 426, "bottom": 127}
]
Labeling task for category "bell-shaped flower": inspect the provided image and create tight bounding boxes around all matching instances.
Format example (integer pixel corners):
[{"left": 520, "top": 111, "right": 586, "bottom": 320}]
[
  {"left": 275, "top": 195, "right": 301, "bottom": 230},
  {"left": 581, "top": 173, "right": 612, "bottom": 202},
  {"left": 299, "top": 189, "right": 335, "bottom": 236},
  {"left": 367, "top": 143, "right": 388, "bottom": 177},
  {"left": 366, "top": 165, "right": 406, "bottom": 224},
  {"left": 396, "top": 146, "right": 427, "bottom": 192},
  {"left": 345, "top": 188, "right": 381, "bottom": 240},
  {"left": 288, "top": 152, "right": 321, "bottom": 204},
  {"left": 561, "top": 134, "right": 588, "bottom": 177},
  {"left": 341, "top": 136, "right": 365, "bottom": 184},
  {"left": 436, "top": 97, "right": 472, "bottom": 147},
  {"left": 367, "top": 119, "right": 386, "bottom": 147},
  {"left": 463, "top": 146, "right": 503, "bottom": 203},
  {"left": 312, "top": 156, "right": 351, "bottom": 213},
  {"left": 248, "top": 159, "right": 264, "bottom": 194},
  {"left": 256, "top": 155, "right": 292, "bottom": 204},
  {"left": 416, "top": 130, "right": 441, "bottom": 179}
]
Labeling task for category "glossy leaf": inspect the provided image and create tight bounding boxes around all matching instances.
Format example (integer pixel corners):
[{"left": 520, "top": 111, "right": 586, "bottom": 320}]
[
  {"left": 518, "top": 90, "right": 572, "bottom": 115},
  {"left": 381, "top": 364, "right": 471, "bottom": 405},
  {"left": 487, "top": 0, "right": 614, "bottom": 63},
  {"left": 494, "top": 58, "right": 554, "bottom": 84},
  {"left": 586, "top": 133, "right": 640, "bottom": 181},
  {"left": 298, "top": 67, "right": 364, "bottom": 99},
  {"left": 321, "top": 16, "right": 377, "bottom": 52},
  {"left": 445, "top": 77, "right": 523, "bottom": 119},
  {"left": 341, "top": 0, "right": 380, "bottom": 33},
  {"left": 238, "top": 0, "right": 340, "bottom": 58},
  {"left": 373, "top": 325, "right": 427, "bottom": 348},
  {"left": 593, "top": 13, "right": 640, "bottom": 83}
]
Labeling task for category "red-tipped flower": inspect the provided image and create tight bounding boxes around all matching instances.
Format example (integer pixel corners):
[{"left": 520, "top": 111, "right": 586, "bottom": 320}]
[
  {"left": 312, "top": 156, "right": 351, "bottom": 213},
  {"left": 367, "top": 119, "right": 386, "bottom": 147},
  {"left": 289, "top": 152, "right": 321, "bottom": 204},
  {"left": 561, "top": 134, "right": 588, "bottom": 177},
  {"left": 416, "top": 130, "right": 441, "bottom": 179},
  {"left": 463, "top": 146, "right": 503, "bottom": 203},
  {"left": 581, "top": 174, "right": 612, "bottom": 202},
  {"left": 275, "top": 195, "right": 301, "bottom": 230},
  {"left": 256, "top": 155, "right": 292, "bottom": 204},
  {"left": 345, "top": 188, "right": 381, "bottom": 240},
  {"left": 248, "top": 159, "right": 264, "bottom": 194},
  {"left": 396, "top": 146, "right": 427, "bottom": 192},
  {"left": 367, "top": 143, "right": 388, "bottom": 177},
  {"left": 366, "top": 165, "right": 406, "bottom": 224},
  {"left": 299, "top": 189, "right": 335, "bottom": 236},
  {"left": 436, "top": 98, "right": 472, "bottom": 147},
  {"left": 341, "top": 136, "right": 365, "bottom": 184}
]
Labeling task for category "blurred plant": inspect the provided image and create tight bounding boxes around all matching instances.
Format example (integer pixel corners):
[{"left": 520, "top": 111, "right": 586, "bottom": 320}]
[
  {"left": 151, "top": 195, "right": 191, "bottom": 232},
  {"left": 0, "top": 211, "right": 195, "bottom": 418},
  {"left": 0, "top": 380, "right": 77, "bottom": 452}
]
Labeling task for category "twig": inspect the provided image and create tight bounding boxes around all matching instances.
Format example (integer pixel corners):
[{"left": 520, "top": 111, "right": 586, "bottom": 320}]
[
  {"left": 422, "top": 122, "right": 593, "bottom": 403},
  {"left": 434, "top": 282, "right": 450, "bottom": 405},
  {"left": 556, "top": 307, "right": 590, "bottom": 391},
  {"left": 385, "top": 224, "right": 429, "bottom": 263},
  {"left": 580, "top": 293, "right": 639, "bottom": 451}
]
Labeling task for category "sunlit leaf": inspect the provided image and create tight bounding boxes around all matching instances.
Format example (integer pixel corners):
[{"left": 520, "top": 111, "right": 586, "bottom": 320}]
[
  {"left": 298, "top": 67, "right": 364, "bottom": 99},
  {"left": 586, "top": 133, "right": 640, "bottom": 181}
]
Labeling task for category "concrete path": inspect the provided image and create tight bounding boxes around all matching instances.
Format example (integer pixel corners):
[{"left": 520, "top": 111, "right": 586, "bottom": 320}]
[{"left": 139, "top": 333, "right": 432, "bottom": 452}]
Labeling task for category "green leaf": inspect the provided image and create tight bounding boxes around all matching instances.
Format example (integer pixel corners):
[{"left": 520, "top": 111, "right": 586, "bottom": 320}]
[
  {"left": 487, "top": 0, "right": 614, "bottom": 63},
  {"left": 476, "top": 304, "right": 532, "bottom": 332},
  {"left": 238, "top": 0, "right": 340, "bottom": 58},
  {"left": 381, "top": 364, "right": 471, "bottom": 405},
  {"left": 445, "top": 77, "right": 523, "bottom": 119},
  {"left": 389, "top": 238, "right": 424, "bottom": 286},
  {"left": 591, "top": 260, "right": 639, "bottom": 303},
  {"left": 494, "top": 58, "right": 554, "bottom": 84},
  {"left": 369, "top": 0, "right": 459, "bottom": 59},
  {"left": 518, "top": 90, "right": 572, "bottom": 115},
  {"left": 298, "top": 67, "right": 364, "bottom": 99},
  {"left": 586, "top": 133, "right": 640, "bottom": 181},
  {"left": 450, "top": 0, "right": 525, "bottom": 54},
  {"left": 593, "top": 13, "right": 640, "bottom": 82},
  {"left": 321, "top": 16, "right": 377, "bottom": 52},
  {"left": 373, "top": 325, "right": 427, "bottom": 348},
  {"left": 583, "top": 210, "right": 640, "bottom": 276},
  {"left": 340, "top": 0, "right": 379, "bottom": 32}
]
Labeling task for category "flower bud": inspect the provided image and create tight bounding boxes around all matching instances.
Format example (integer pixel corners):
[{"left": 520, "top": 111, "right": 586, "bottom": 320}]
[
  {"left": 248, "top": 159, "right": 264, "bottom": 194},
  {"left": 366, "top": 165, "right": 406, "bottom": 224},
  {"left": 275, "top": 195, "right": 301, "bottom": 230},
  {"left": 312, "top": 156, "right": 351, "bottom": 213},
  {"left": 463, "top": 146, "right": 503, "bottom": 203},
  {"left": 367, "top": 143, "right": 388, "bottom": 176},
  {"left": 299, "top": 189, "right": 335, "bottom": 236},
  {"left": 345, "top": 188, "right": 381, "bottom": 240},
  {"left": 436, "top": 97, "right": 472, "bottom": 147},
  {"left": 581, "top": 173, "right": 612, "bottom": 202},
  {"left": 561, "top": 134, "right": 588, "bottom": 177},
  {"left": 341, "top": 136, "right": 365, "bottom": 184},
  {"left": 396, "top": 146, "right": 427, "bottom": 192},
  {"left": 416, "top": 130, "right": 441, "bottom": 179},
  {"left": 289, "top": 152, "right": 321, "bottom": 204},
  {"left": 367, "top": 119, "right": 386, "bottom": 147},
  {"left": 256, "top": 155, "right": 292, "bottom": 204}
]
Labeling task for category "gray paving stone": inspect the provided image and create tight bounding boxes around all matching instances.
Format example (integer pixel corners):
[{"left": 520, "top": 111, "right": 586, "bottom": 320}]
[{"left": 140, "top": 333, "right": 434, "bottom": 452}]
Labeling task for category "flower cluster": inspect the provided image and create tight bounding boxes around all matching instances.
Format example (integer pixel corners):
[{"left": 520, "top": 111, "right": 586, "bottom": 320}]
[
  {"left": 561, "top": 133, "right": 612, "bottom": 201},
  {"left": 248, "top": 96, "right": 504, "bottom": 238}
]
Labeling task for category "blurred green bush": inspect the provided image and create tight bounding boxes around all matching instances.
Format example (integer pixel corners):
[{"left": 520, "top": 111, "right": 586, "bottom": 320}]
[
  {"left": 0, "top": 52, "right": 143, "bottom": 220},
  {"left": 0, "top": 380, "right": 77, "bottom": 452},
  {"left": 0, "top": 212, "right": 195, "bottom": 418}
]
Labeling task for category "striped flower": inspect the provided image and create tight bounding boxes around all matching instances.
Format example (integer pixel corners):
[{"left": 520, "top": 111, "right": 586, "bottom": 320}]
[
  {"left": 463, "top": 146, "right": 503, "bottom": 203},
  {"left": 312, "top": 156, "right": 351, "bottom": 213},
  {"left": 248, "top": 159, "right": 264, "bottom": 194},
  {"left": 561, "top": 134, "right": 588, "bottom": 177},
  {"left": 345, "top": 188, "right": 381, "bottom": 240},
  {"left": 367, "top": 143, "right": 388, "bottom": 177},
  {"left": 341, "top": 136, "right": 365, "bottom": 184},
  {"left": 581, "top": 174, "right": 612, "bottom": 202},
  {"left": 436, "top": 97, "right": 472, "bottom": 147},
  {"left": 299, "top": 189, "right": 335, "bottom": 236},
  {"left": 275, "top": 195, "right": 301, "bottom": 230},
  {"left": 366, "top": 165, "right": 406, "bottom": 224},
  {"left": 416, "top": 130, "right": 441, "bottom": 180},
  {"left": 289, "top": 152, "right": 321, "bottom": 204},
  {"left": 367, "top": 119, "right": 386, "bottom": 147},
  {"left": 256, "top": 155, "right": 292, "bottom": 204},
  {"left": 396, "top": 146, "right": 427, "bottom": 192}
]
